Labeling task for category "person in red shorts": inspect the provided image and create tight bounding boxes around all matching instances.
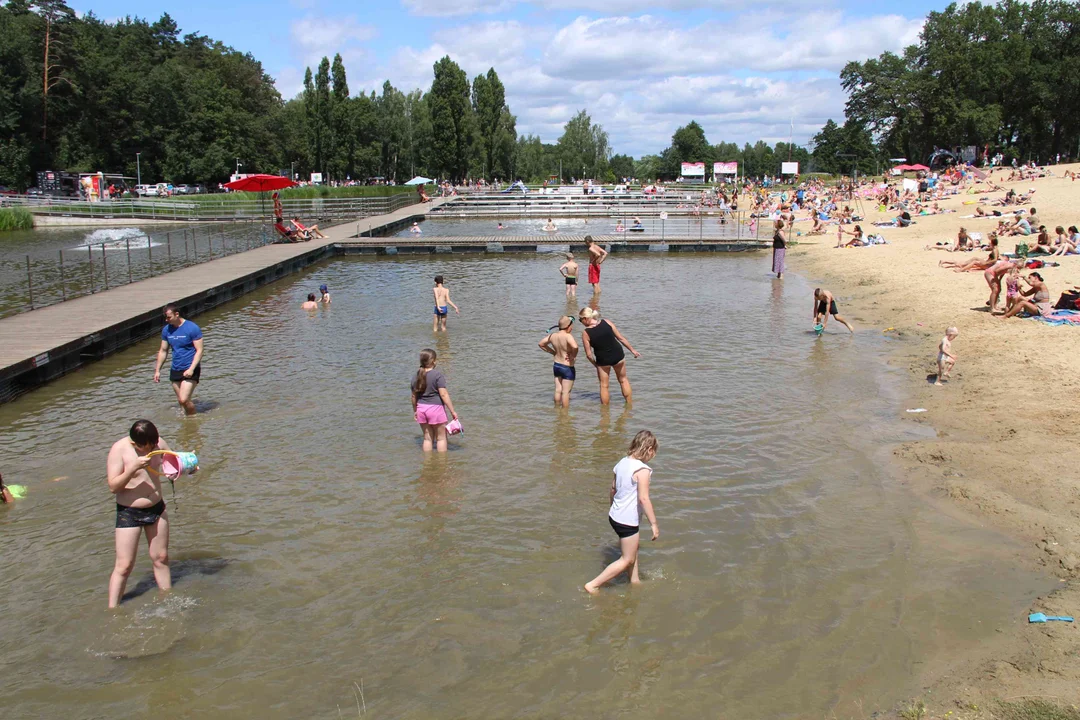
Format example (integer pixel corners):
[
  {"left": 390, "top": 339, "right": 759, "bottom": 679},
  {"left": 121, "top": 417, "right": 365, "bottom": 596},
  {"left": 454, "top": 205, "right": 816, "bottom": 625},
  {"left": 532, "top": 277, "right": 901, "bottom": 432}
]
[{"left": 585, "top": 236, "right": 608, "bottom": 294}]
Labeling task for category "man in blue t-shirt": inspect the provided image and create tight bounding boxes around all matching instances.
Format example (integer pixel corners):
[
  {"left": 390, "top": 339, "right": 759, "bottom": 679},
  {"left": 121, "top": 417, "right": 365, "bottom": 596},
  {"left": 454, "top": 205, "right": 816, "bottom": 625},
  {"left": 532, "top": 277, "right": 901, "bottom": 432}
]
[{"left": 153, "top": 303, "right": 204, "bottom": 415}]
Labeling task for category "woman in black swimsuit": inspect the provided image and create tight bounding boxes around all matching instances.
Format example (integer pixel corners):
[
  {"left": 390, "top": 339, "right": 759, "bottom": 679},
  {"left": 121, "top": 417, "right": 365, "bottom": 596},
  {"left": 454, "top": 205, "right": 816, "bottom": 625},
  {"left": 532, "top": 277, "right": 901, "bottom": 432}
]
[{"left": 578, "top": 307, "right": 640, "bottom": 405}]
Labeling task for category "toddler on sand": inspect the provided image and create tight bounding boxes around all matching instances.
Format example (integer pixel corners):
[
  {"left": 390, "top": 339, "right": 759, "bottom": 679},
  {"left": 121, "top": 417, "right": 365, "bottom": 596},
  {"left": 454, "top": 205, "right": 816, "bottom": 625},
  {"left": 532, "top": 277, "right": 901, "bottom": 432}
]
[{"left": 935, "top": 327, "right": 959, "bottom": 385}]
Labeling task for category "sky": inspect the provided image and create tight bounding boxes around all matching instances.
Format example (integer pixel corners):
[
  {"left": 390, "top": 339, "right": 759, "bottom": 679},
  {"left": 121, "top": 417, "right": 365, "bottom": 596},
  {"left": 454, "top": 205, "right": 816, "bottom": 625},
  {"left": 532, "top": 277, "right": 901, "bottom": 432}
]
[{"left": 69, "top": 0, "right": 946, "bottom": 157}]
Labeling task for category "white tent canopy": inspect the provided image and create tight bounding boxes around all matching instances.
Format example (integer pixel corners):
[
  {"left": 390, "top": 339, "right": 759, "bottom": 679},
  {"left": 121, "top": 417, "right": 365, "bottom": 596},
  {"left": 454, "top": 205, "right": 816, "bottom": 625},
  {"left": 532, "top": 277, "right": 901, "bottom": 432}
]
[{"left": 404, "top": 176, "right": 432, "bottom": 185}]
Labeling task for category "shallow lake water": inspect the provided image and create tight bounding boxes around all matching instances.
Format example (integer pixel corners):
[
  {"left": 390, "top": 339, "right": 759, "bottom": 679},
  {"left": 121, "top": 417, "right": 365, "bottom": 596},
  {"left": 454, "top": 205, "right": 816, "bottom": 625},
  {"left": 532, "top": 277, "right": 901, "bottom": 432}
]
[
  {"left": 395, "top": 215, "right": 756, "bottom": 239},
  {"left": 0, "top": 252, "right": 1049, "bottom": 718}
]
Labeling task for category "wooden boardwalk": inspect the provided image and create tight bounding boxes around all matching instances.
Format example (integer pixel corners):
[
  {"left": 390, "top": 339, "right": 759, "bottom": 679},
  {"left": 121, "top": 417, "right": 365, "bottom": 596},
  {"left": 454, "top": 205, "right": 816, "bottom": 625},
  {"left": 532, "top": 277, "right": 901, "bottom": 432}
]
[
  {"left": 0, "top": 199, "right": 445, "bottom": 401},
  {"left": 352, "top": 234, "right": 762, "bottom": 246}
]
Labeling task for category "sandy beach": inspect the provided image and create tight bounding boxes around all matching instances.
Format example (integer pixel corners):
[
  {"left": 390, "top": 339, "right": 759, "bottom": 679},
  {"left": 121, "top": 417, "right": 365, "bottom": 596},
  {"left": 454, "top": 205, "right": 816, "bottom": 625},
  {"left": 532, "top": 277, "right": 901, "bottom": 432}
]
[{"left": 792, "top": 164, "right": 1080, "bottom": 714}]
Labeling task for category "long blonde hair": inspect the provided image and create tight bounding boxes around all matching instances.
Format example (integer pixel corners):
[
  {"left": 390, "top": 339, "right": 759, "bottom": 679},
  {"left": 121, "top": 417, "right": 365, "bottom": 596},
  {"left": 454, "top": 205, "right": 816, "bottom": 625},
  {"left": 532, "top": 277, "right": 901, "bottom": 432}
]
[
  {"left": 413, "top": 349, "right": 436, "bottom": 398},
  {"left": 628, "top": 430, "right": 658, "bottom": 460}
]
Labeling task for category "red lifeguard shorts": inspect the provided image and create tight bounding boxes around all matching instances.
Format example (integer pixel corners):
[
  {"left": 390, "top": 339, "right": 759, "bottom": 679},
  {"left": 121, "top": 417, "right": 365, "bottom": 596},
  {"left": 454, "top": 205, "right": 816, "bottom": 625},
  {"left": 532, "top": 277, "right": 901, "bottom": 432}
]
[{"left": 588, "top": 263, "right": 601, "bottom": 284}]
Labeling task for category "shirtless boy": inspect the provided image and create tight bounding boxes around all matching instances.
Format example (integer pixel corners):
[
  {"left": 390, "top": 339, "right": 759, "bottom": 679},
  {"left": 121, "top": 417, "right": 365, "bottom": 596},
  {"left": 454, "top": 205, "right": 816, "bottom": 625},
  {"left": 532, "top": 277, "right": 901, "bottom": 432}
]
[
  {"left": 538, "top": 316, "right": 579, "bottom": 407},
  {"left": 106, "top": 420, "right": 173, "bottom": 608},
  {"left": 560, "top": 253, "right": 579, "bottom": 298},
  {"left": 301, "top": 293, "right": 318, "bottom": 310},
  {"left": 935, "top": 327, "right": 959, "bottom": 385},
  {"left": 432, "top": 275, "right": 460, "bottom": 331},
  {"left": 813, "top": 288, "right": 855, "bottom": 333},
  {"left": 585, "top": 236, "right": 608, "bottom": 294}
]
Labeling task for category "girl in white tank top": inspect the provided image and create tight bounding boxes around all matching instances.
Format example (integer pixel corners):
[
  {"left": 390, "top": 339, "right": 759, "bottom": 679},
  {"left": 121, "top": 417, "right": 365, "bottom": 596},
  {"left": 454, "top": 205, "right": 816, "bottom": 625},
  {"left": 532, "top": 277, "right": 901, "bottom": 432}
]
[{"left": 585, "top": 431, "right": 660, "bottom": 595}]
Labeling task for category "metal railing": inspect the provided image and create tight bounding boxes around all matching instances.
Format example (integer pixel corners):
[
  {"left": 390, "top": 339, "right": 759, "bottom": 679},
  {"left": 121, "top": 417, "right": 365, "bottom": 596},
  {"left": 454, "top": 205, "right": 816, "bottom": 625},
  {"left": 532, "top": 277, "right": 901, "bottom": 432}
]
[
  {"left": 1, "top": 222, "right": 273, "bottom": 319},
  {"left": 0, "top": 192, "right": 419, "bottom": 223}
]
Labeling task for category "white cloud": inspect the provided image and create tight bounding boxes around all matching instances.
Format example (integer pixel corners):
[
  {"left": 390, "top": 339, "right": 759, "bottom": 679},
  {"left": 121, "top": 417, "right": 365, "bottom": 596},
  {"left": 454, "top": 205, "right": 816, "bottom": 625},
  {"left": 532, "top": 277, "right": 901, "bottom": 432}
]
[
  {"left": 289, "top": 15, "right": 377, "bottom": 68},
  {"left": 275, "top": 7, "right": 924, "bottom": 155},
  {"left": 402, "top": 0, "right": 776, "bottom": 16}
]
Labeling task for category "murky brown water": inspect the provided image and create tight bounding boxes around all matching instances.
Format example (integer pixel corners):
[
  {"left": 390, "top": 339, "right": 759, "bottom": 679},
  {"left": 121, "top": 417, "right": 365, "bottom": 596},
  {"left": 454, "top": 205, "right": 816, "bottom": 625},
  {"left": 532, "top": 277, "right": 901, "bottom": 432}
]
[{"left": 0, "top": 253, "right": 1050, "bottom": 718}]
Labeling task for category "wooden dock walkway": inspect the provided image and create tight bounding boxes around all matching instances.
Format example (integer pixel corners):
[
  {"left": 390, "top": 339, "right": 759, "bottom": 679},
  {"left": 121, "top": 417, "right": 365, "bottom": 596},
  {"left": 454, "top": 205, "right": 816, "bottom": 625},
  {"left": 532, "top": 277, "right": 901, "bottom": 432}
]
[{"left": 0, "top": 199, "right": 444, "bottom": 402}]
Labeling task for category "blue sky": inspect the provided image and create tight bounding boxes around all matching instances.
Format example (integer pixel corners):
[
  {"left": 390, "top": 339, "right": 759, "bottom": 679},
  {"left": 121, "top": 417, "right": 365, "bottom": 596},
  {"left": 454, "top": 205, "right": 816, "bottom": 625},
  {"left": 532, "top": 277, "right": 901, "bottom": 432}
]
[{"left": 70, "top": 0, "right": 949, "bottom": 156}]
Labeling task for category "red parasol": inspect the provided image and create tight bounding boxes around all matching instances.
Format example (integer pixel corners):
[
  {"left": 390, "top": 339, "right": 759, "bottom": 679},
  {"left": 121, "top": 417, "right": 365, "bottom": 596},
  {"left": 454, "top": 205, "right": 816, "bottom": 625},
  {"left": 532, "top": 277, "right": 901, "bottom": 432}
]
[{"left": 224, "top": 174, "right": 298, "bottom": 192}]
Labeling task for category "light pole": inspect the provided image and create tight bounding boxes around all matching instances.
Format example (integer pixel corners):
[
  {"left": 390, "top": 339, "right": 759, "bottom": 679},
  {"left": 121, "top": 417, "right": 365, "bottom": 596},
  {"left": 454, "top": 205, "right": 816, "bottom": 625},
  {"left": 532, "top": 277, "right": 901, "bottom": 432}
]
[
  {"left": 136, "top": 152, "right": 141, "bottom": 187},
  {"left": 235, "top": 159, "right": 242, "bottom": 177},
  {"left": 290, "top": 161, "right": 296, "bottom": 181}
]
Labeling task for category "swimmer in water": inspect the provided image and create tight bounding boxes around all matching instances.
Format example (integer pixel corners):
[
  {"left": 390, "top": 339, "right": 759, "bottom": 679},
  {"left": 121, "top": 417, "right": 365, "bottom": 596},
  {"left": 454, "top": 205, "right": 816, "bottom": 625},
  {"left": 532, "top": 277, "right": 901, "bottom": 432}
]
[
  {"left": 813, "top": 288, "right": 855, "bottom": 333},
  {"left": 410, "top": 222, "right": 422, "bottom": 235},
  {"left": 319, "top": 284, "right": 331, "bottom": 304},
  {"left": 432, "top": 275, "right": 460, "bottom": 332},
  {"left": 560, "top": 253, "right": 579, "bottom": 298},
  {"left": 538, "top": 316, "right": 579, "bottom": 407},
  {"left": 106, "top": 420, "right": 172, "bottom": 608},
  {"left": 585, "top": 430, "right": 660, "bottom": 594},
  {"left": 544, "top": 218, "right": 558, "bottom": 232},
  {"left": 615, "top": 220, "right": 626, "bottom": 233},
  {"left": 497, "top": 222, "right": 504, "bottom": 230},
  {"left": 301, "top": 293, "right": 318, "bottom": 310}
]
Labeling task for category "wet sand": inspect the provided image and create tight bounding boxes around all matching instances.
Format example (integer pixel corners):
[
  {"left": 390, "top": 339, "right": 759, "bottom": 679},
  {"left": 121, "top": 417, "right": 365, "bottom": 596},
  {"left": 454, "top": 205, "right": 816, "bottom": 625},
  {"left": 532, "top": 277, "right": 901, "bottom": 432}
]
[{"left": 791, "top": 163, "right": 1080, "bottom": 712}]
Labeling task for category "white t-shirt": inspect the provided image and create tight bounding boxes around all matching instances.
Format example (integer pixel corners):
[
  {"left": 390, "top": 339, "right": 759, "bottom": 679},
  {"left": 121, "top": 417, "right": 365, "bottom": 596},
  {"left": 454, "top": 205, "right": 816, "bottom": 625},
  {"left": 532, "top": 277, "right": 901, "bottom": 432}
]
[{"left": 608, "top": 456, "right": 652, "bottom": 526}]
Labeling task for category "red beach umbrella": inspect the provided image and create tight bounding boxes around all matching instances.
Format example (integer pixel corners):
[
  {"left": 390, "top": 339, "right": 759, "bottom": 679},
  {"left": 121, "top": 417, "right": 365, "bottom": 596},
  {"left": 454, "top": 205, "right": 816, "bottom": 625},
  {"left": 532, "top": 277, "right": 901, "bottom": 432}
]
[{"left": 223, "top": 174, "right": 298, "bottom": 192}]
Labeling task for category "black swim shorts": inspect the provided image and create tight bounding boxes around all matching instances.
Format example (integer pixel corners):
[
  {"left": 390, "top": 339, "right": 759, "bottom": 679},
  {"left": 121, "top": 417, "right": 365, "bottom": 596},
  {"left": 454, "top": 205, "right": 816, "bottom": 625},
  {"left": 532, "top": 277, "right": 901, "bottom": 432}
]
[
  {"left": 565, "top": 277, "right": 577, "bottom": 285},
  {"left": 116, "top": 500, "right": 166, "bottom": 528},
  {"left": 609, "top": 516, "right": 639, "bottom": 538},
  {"left": 170, "top": 365, "right": 201, "bottom": 384},
  {"left": 817, "top": 299, "right": 839, "bottom": 316}
]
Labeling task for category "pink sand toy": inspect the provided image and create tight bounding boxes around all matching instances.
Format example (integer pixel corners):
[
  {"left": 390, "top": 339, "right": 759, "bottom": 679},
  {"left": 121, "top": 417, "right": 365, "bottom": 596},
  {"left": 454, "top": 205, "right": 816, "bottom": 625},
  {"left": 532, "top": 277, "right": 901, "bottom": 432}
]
[{"left": 445, "top": 418, "right": 464, "bottom": 436}]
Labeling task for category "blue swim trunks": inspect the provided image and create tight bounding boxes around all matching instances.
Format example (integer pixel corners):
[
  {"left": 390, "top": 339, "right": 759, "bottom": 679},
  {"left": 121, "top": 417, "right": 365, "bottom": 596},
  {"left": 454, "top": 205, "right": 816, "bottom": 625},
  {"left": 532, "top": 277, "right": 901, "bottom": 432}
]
[
  {"left": 434, "top": 305, "right": 448, "bottom": 316},
  {"left": 553, "top": 362, "right": 576, "bottom": 381}
]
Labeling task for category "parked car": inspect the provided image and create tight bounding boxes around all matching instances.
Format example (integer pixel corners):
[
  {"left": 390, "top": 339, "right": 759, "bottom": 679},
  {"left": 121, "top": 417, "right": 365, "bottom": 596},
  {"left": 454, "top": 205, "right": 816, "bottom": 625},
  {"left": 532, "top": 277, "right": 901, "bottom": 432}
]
[
  {"left": 155, "top": 183, "right": 171, "bottom": 197},
  {"left": 0, "top": 185, "right": 18, "bottom": 196},
  {"left": 134, "top": 184, "right": 158, "bottom": 197},
  {"left": 173, "top": 184, "right": 193, "bottom": 195}
]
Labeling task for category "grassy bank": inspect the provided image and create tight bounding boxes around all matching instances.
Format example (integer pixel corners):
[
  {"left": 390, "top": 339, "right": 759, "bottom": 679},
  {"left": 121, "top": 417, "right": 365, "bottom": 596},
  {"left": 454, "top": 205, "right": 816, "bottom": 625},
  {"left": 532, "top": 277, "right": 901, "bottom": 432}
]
[
  {"left": 173, "top": 185, "right": 418, "bottom": 205},
  {"left": 0, "top": 207, "right": 34, "bottom": 231}
]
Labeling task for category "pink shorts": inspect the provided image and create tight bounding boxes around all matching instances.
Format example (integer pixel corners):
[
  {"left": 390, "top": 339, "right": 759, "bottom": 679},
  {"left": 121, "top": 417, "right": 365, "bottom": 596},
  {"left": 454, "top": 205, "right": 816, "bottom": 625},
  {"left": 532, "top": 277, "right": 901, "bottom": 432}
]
[{"left": 415, "top": 403, "right": 448, "bottom": 425}]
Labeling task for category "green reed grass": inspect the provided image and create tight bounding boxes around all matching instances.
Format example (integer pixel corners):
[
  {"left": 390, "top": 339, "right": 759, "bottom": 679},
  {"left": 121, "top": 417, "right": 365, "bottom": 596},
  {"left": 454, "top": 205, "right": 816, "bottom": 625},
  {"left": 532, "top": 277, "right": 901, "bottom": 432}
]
[{"left": 0, "top": 207, "right": 34, "bottom": 231}]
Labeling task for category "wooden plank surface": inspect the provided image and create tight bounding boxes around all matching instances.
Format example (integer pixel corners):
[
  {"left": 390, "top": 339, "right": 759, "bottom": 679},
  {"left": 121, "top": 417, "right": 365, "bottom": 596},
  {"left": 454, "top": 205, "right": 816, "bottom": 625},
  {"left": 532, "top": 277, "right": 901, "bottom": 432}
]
[{"left": 0, "top": 200, "right": 441, "bottom": 370}]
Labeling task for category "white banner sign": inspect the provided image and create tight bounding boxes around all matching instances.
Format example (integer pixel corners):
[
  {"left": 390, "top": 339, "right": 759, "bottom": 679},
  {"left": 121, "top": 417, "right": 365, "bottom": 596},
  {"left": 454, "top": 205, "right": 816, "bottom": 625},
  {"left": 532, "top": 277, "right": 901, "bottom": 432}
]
[
  {"left": 680, "top": 162, "right": 705, "bottom": 177},
  {"left": 310, "top": 172, "right": 323, "bottom": 183},
  {"left": 713, "top": 162, "right": 738, "bottom": 175},
  {"left": 781, "top": 162, "right": 799, "bottom": 175}
]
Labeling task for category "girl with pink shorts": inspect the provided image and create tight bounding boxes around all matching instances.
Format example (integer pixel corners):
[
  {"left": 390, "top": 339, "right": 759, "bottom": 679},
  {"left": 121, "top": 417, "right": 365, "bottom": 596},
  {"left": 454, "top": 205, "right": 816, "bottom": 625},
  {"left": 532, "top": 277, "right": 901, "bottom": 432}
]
[{"left": 410, "top": 349, "right": 458, "bottom": 452}]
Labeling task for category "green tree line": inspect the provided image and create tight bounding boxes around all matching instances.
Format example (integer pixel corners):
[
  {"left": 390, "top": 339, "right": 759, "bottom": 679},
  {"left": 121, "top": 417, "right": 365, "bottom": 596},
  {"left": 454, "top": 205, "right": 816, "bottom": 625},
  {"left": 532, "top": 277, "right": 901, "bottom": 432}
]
[{"left": 840, "top": 0, "right": 1080, "bottom": 165}]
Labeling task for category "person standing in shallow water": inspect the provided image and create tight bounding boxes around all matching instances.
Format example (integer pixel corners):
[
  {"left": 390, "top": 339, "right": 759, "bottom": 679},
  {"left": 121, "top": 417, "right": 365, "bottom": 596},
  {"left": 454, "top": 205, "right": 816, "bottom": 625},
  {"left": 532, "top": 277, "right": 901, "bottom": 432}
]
[
  {"left": 585, "top": 430, "right": 660, "bottom": 594},
  {"left": 154, "top": 303, "right": 203, "bottom": 415},
  {"left": 579, "top": 307, "right": 639, "bottom": 405},
  {"left": 432, "top": 275, "right": 459, "bottom": 332},
  {"left": 106, "top": 420, "right": 172, "bottom": 608},
  {"left": 411, "top": 349, "right": 458, "bottom": 452},
  {"left": 538, "top": 316, "right": 579, "bottom": 408},
  {"left": 772, "top": 218, "right": 786, "bottom": 279},
  {"left": 585, "top": 236, "right": 608, "bottom": 294},
  {"left": 559, "top": 253, "right": 579, "bottom": 298}
]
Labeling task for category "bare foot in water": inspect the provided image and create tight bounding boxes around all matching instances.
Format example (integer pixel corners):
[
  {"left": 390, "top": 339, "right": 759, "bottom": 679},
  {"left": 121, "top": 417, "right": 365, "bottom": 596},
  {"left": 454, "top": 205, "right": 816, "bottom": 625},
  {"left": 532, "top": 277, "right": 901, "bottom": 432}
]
[{"left": 583, "top": 584, "right": 599, "bottom": 595}]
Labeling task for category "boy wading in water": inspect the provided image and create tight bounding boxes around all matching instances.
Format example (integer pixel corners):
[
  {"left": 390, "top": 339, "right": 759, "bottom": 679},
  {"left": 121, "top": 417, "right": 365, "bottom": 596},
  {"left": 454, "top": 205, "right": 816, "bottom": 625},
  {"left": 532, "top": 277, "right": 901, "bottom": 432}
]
[
  {"left": 585, "top": 430, "right": 659, "bottom": 594},
  {"left": 935, "top": 327, "right": 959, "bottom": 385},
  {"left": 106, "top": 420, "right": 173, "bottom": 608},
  {"left": 538, "top": 316, "right": 579, "bottom": 407},
  {"left": 559, "top": 253, "right": 579, "bottom": 298},
  {"left": 585, "top": 237, "right": 608, "bottom": 294},
  {"left": 432, "top": 275, "right": 460, "bottom": 332},
  {"left": 812, "top": 288, "right": 854, "bottom": 333}
]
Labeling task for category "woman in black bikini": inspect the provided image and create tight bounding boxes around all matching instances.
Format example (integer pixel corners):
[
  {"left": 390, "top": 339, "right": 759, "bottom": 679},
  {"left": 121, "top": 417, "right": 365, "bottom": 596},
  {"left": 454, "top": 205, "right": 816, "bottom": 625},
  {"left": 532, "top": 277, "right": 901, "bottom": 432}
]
[{"left": 578, "top": 307, "right": 640, "bottom": 405}]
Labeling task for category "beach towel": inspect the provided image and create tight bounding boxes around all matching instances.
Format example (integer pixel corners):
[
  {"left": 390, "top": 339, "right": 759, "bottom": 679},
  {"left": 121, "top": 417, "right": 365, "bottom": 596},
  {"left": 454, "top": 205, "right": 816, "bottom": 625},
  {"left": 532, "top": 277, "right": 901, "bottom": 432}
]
[{"left": 1030, "top": 309, "right": 1080, "bottom": 326}]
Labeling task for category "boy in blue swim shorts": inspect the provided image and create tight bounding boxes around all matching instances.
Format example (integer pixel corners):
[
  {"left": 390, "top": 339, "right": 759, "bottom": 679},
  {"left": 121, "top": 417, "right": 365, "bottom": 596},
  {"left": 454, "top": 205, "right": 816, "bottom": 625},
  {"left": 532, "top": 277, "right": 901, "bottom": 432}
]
[
  {"left": 538, "top": 315, "right": 579, "bottom": 407},
  {"left": 432, "top": 275, "right": 460, "bottom": 332}
]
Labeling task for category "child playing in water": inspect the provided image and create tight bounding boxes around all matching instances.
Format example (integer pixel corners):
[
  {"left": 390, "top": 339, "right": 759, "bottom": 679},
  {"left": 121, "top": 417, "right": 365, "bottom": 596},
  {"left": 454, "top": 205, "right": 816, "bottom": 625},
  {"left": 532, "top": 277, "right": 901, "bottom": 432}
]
[
  {"left": 432, "top": 275, "right": 460, "bottom": 332},
  {"left": 1, "top": 471, "right": 17, "bottom": 503},
  {"left": 301, "top": 293, "right": 318, "bottom": 310},
  {"left": 559, "top": 253, "right": 579, "bottom": 298},
  {"left": 934, "top": 327, "right": 959, "bottom": 385},
  {"left": 319, "top": 284, "right": 331, "bottom": 304},
  {"left": 585, "top": 430, "right": 660, "bottom": 595}
]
